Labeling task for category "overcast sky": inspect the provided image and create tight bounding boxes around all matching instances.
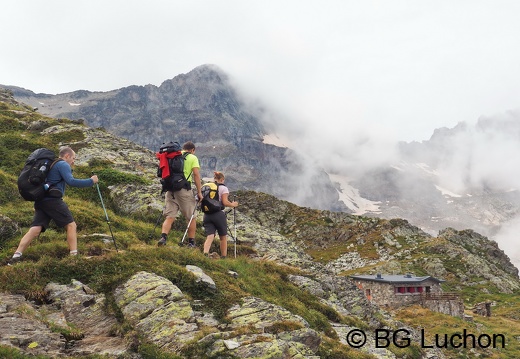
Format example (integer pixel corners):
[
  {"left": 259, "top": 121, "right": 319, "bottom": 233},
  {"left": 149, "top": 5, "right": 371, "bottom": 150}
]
[{"left": 2, "top": 1, "right": 520, "bottom": 142}]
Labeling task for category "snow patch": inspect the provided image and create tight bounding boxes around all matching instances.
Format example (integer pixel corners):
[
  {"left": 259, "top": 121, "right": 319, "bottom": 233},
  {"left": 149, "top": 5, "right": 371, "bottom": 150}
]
[
  {"left": 262, "top": 134, "right": 288, "bottom": 148},
  {"left": 68, "top": 102, "right": 81, "bottom": 106},
  {"left": 435, "top": 185, "right": 462, "bottom": 198},
  {"left": 329, "top": 173, "right": 381, "bottom": 215},
  {"left": 415, "top": 162, "right": 439, "bottom": 176}
]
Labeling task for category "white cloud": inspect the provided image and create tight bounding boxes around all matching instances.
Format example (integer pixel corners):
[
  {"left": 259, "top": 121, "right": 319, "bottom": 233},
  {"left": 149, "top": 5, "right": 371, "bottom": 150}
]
[
  {"left": 2, "top": 1, "right": 520, "bottom": 142},
  {"left": 494, "top": 216, "right": 520, "bottom": 270},
  {"left": 435, "top": 113, "right": 520, "bottom": 193}
]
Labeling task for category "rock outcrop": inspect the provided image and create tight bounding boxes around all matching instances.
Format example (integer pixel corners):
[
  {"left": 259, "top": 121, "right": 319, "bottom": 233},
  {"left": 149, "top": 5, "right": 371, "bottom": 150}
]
[{"left": 1, "top": 270, "right": 325, "bottom": 358}]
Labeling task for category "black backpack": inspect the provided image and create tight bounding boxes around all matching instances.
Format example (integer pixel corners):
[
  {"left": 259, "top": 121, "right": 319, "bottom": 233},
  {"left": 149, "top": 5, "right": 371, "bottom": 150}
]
[
  {"left": 17, "top": 148, "right": 60, "bottom": 201},
  {"left": 201, "top": 182, "right": 225, "bottom": 214},
  {"left": 157, "top": 142, "right": 192, "bottom": 193}
]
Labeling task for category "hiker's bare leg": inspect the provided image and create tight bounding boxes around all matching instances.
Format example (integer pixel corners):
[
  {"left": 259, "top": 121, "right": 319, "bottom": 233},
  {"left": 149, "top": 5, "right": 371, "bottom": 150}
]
[
  {"left": 204, "top": 234, "right": 215, "bottom": 254},
  {"left": 65, "top": 222, "right": 78, "bottom": 253},
  {"left": 220, "top": 235, "right": 228, "bottom": 257},
  {"left": 15, "top": 226, "right": 42, "bottom": 253},
  {"left": 161, "top": 216, "right": 175, "bottom": 234}
]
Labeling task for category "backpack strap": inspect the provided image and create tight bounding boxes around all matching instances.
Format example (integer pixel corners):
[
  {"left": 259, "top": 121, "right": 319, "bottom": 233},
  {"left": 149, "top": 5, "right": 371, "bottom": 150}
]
[
  {"left": 215, "top": 182, "right": 225, "bottom": 203},
  {"left": 45, "top": 159, "right": 64, "bottom": 184},
  {"left": 183, "top": 152, "right": 193, "bottom": 182},
  {"left": 50, "top": 158, "right": 63, "bottom": 169}
]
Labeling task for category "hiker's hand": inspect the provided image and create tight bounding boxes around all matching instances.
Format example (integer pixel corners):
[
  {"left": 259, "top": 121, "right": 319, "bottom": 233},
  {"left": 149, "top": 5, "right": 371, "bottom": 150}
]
[
  {"left": 197, "top": 192, "right": 203, "bottom": 202},
  {"left": 91, "top": 175, "right": 99, "bottom": 184},
  {"left": 232, "top": 201, "right": 239, "bottom": 208}
]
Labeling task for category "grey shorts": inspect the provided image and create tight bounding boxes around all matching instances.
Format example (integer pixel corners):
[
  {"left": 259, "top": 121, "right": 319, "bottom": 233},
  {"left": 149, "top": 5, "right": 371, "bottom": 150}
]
[
  {"left": 203, "top": 211, "right": 228, "bottom": 236},
  {"left": 32, "top": 199, "right": 74, "bottom": 232}
]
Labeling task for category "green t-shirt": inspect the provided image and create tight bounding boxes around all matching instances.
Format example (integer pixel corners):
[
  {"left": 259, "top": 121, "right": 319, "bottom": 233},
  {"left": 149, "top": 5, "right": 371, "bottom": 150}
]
[{"left": 183, "top": 151, "right": 200, "bottom": 183}]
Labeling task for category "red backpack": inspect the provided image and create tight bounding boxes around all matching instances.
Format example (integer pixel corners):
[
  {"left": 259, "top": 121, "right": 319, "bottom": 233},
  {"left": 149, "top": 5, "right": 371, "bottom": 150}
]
[{"left": 156, "top": 142, "right": 191, "bottom": 193}]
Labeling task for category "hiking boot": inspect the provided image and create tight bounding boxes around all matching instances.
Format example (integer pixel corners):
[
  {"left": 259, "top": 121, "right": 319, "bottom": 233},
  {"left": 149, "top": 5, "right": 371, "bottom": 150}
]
[
  {"left": 187, "top": 240, "right": 196, "bottom": 248},
  {"left": 157, "top": 238, "right": 167, "bottom": 246},
  {"left": 7, "top": 256, "right": 22, "bottom": 266}
]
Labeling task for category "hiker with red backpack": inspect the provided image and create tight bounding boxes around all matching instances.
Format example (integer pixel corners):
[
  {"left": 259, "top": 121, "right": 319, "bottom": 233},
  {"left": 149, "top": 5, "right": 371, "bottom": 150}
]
[
  {"left": 8, "top": 146, "right": 98, "bottom": 265},
  {"left": 156, "top": 141, "right": 202, "bottom": 247}
]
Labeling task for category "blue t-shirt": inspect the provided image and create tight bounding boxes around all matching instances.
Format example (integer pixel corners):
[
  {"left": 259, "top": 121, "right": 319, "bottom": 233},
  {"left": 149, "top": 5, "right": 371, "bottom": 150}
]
[{"left": 46, "top": 160, "right": 94, "bottom": 197}]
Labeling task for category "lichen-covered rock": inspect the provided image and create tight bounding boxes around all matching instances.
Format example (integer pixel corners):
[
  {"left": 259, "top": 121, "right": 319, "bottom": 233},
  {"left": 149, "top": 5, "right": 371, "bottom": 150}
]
[
  {"left": 227, "top": 296, "right": 309, "bottom": 331},
  {"left": 114, "top": 271, "right": 187, "bottom": 318},
  {"left": 0, "top": 294, "right": 64, "bottom": 357},
  {"left": 0, "top": 280, "right": 128, "bottom": 358},
  {"left": 186, "top": 265, "right": 217, "bottom": 290},
  {"left": 227, "top": 336, "right": 315, "bottom": 359},
  {"left": 113, "top": 271, "right": 198, "bottom": 351},
  {"left": 206, "top": 296, "right": 321, "bottom": 359},
  {"left": 44, "top": 279, "right": 127, "bottom": 356}
]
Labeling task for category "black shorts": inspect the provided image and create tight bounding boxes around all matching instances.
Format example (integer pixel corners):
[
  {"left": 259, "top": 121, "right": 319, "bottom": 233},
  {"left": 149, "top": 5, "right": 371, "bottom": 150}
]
[
  {"left": 203, "top": 211, "right": 228, "bottom": 236},
  {"left": 32, "top": 199, "right": 74, "bottom": 232}
]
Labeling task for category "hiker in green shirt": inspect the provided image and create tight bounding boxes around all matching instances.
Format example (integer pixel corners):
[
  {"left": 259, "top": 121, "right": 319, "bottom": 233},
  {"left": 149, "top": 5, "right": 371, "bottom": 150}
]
[{"left": 158, "top": 141, "right": 203, "bottom": 247}]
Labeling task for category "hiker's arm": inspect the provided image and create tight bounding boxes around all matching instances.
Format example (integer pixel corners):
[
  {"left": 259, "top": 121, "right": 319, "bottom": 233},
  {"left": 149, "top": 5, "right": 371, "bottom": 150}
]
[
  {"left": 221, "top": 193, "right": 238, "bottom": 208},
  {"left": 59, "top": 164, "right": 94, "bottom": 188},
  {"left": 192, "top": 167, "right": 203, "bottom": 201}
]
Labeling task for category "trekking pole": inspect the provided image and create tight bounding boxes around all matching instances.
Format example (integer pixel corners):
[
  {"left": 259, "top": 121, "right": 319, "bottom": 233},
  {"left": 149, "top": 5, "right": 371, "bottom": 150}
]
[
  {"left": 233, "top": 195, "right": 237, "bottom": 258},
  {"left": 149, "top": 192, "right": 166, "bottom": 241},
  {"left": 93, "top": 173, "right": 118, "bottom": 252},
  {"left": 150, "top": 208, "right": 164, "bottom": 240},
  {"left": 180, "top": 196, "right": 199, "bottom": 245},
  {"left": 224, "top": 207, "right": 237, "bottom": 258}
]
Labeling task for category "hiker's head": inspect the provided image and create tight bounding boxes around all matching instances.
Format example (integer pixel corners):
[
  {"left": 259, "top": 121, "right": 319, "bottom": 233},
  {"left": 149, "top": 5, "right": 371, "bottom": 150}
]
[
  {"left": 183, "top": 141, "right": 196, "bottom": 154},
  {"left": 214, "top": 171, "right": 225, "bottom": 183},
  {"left": 59, "top": 146, "right": 77, "bottom": 165}
]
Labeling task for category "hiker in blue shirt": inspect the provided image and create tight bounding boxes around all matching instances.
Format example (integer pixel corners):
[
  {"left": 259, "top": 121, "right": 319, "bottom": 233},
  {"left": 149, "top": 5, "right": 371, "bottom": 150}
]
[{"left": 7, "top": 146, "right": 98, "bottom": 265}]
